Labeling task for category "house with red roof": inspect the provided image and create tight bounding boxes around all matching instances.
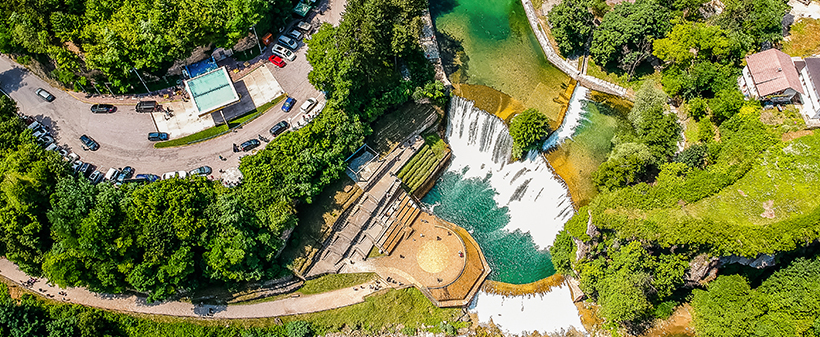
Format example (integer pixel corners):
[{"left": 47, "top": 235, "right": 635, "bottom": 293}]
[{"left": 738, "top": 48, "right": 804, "bottom": 104}]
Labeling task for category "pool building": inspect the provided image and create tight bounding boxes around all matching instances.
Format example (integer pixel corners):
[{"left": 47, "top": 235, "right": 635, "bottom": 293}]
[{"left": 184, "top": 67, "right": 241, "bottom": 117}]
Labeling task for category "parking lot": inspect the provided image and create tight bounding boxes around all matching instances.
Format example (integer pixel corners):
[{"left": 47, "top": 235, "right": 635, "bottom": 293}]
[{"left": 0, "top": 0, "right": 344, "bottom": 181}]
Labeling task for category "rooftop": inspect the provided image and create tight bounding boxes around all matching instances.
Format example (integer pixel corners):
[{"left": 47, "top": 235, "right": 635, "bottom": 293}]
[
  {"left": 746, "top": 49, "right": 804, "bottom": 97},
  {"left": 185, "top": 67, "right": 240, "bottom": 116},
  {"left": 806, "top": 58, "right": 820, "bottom": 96}
]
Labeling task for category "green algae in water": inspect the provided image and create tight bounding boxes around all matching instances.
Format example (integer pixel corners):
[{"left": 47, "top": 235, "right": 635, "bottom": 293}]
[
  {"left": 431, "top": 0, "right": 569, "bottom": 122},
  {"left": 422, "top": 170, "right": 555, "bottom": 284}
]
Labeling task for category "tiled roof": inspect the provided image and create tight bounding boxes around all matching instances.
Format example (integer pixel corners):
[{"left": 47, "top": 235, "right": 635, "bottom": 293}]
[
  {"left": 806, "top": 58, "right": 820, "bottom": 97},
  {"left": 746, "top": 49, "right": 804, "bottom": 97}
]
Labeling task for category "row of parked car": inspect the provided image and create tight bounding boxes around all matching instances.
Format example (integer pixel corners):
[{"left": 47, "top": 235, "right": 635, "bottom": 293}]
[{"left": 268, "top": 21, "right": 311, "bottom": 63}]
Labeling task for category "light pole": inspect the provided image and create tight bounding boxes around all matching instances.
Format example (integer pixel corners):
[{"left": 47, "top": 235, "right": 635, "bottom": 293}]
[
  {"left": 250, "top": 25, "right": 263, "bottom": 56},
  {"left": 131, "top": 67, "right": 151, "bottom": 95}
]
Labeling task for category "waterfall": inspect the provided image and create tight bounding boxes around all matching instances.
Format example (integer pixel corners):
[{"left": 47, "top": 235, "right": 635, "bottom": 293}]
[
  {"left": 446, "top": 96, "right": 584, "bottom": 334},
  {"left": 542, "top": 86, "right": 590, "bottom": 150},
  {"left": 445, "top": 97, "right": 575, "bottom": 246}
]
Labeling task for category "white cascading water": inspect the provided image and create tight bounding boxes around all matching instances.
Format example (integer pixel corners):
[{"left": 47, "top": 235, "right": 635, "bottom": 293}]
[
  {"left": 542, "top": 86, "right": 590, "bottom": 150},
  {"left": 445, "top": 95, "right": 586, "bottom": 334}
]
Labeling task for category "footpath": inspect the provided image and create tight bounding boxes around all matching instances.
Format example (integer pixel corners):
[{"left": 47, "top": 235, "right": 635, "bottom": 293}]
[
  {"left": 0, "top": 258, "right": 380, "bottom": 319},
  {"left": 520, "top": 0, "right": 630, "bottom": 98}
]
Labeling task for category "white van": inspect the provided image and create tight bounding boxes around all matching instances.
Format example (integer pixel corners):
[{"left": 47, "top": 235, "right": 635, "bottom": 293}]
[
  {"left": 104, "top": 168, "right": 119, "bottom": 181},
  {"left": 272, "top": 44, "right": 296, "bottom": 61}
]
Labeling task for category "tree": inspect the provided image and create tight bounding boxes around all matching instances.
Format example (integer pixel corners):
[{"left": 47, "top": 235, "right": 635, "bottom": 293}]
[
  {"left": 629, "top": 81, "right": 681, "bottom": 160},
  {"left": 714, "top": 0, "right": 790, "bottom": 45},
  {"left": 590, "top": 0, "right": 672, "bottom": 74},
  {"left": 286, "top": 321, "right": 312, "bottom": 337},
  {"left": 653, "top": 20, "right": 738, "bottom": 66},
  {"left": 548, "top": 0, "right": 595, "bottom": 56},
  {"left": 709, "top": 89, "right": 746, "bottom": 122},
  {"left": 509, "top": 109, "right": 552, "bottom": 159}
]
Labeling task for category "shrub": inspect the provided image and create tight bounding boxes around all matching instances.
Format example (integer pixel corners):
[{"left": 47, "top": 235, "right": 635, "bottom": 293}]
[
  {"left": 687, "top": 97, "right": 708, "bottom": 121},
  {"left": 509, "top": 109, "right": 551, "bottom": 159},
  {"left": 286, "top": 321, "right": 312, "bottom": 337},
  {"left": 401, "top": 326, "right": 418, "bottom": 336}
]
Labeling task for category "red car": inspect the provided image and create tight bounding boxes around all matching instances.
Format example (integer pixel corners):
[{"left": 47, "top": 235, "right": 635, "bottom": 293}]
[{"left": 269, "top": 55, "right": 286, "bottom": 68}]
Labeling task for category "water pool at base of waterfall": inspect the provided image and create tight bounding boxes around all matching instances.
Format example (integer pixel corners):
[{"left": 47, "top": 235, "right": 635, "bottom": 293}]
[{"left": 422, "top": 170, "right": 555, "bottom": 284}]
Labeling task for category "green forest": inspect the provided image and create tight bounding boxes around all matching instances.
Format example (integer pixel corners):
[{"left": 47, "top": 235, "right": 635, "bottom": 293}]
[
  {"left": 0, "top": 0, "right": 293, "bottom": 93},
  {"left": 0, "top": 0, "right": 441, "bottom": 303},
  {"left": 547, "top": 0, "right": 820, "bottom": 335}
]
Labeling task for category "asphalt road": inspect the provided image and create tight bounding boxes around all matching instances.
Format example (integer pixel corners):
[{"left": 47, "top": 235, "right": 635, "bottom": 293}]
[{"left": 0, "top": 21, "right": 326, "bottom": 179}]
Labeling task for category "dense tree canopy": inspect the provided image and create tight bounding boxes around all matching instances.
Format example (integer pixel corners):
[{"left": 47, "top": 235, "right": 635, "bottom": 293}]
[
  {"left": 547, "top": 0, "right": 595, "bottom": 56},
  {"left": 509, "top": 109, "right": 551, "bottom": 159},
  {"left": 0, "top": 0, "right": 293, "bottom": 91},
  {"left": 692, "top": 257, "right": 820, "bottom": 336},
  {"left": 590, "top": 0, "right": 672, "bottom": 76}
]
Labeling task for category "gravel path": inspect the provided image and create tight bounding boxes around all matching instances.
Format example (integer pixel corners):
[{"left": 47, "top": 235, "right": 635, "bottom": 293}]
[{"left": 0, "top": 258, "right": 383, "bottom": 318}]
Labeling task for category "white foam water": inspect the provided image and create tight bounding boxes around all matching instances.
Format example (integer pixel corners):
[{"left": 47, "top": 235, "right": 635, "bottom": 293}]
[
  {"left": 445, "top": 95, "right": 584, "bottom": 334},
  {"left": 543, "top": 86, "right": 590, "bottom": 150},
  {"left": 471, "top": 285, "right": 583, "bottom": 334}
]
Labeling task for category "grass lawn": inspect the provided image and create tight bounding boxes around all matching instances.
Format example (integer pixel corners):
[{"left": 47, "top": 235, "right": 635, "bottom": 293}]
[
  {"left": 686, "top": 131, "right": 820, "bottom": 227},
  {"left": 154, "top": 95, "right": 284, "bottom": 148},
  {"left": 783, "top": 18, "right": 820, "bottom": 57},
  {"left": 230, "top": 273, "right": 377, "bottom": 306},
  {"left": 585, "top": 57, "right": 660, "bottom": 91},
  {"left": 683, "top": 117, "right": 699, "bottom": 146}
]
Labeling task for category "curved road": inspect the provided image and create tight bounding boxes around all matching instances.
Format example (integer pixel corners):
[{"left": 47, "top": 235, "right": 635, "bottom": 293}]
[{"left": 0, "top": 0, "right": 349, "bottom": 178}]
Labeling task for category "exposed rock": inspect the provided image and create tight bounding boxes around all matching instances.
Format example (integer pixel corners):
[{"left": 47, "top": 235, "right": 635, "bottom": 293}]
[
  {"left": 565, "top": 276, "right": 586, "bottom": 302},
  {"left": 586, "top": 209, "right": 600, "bottom": 239},
  {"left": 720, "top": 254, "right": 776, "bottom": 269},
  {"left": 574, "top": 237, "right": 592, "bottom": 262},
  {"left": 684, "top": 254, "right": 720, "bottom": 287}
]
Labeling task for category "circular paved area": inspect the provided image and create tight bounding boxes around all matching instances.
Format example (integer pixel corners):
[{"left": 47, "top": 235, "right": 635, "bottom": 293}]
[{"left": 417, "top": 240, "right": 450, "bottom": 274}]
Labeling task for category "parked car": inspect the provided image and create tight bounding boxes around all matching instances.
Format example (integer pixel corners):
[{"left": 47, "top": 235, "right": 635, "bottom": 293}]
[
  {"left": 312, "top": 101, "right": 326, "bottom": 115},
  {"left": 35, "top": 88, "right": 55, "bottom": 102},
  {"left": 79, "top": 134, "right": 99, "bottom": 151},
  {"left": 65, "top": 152, "right": 79, "bottom": 163},
  {"left": 78, "top": 162, "right": 92, "bottom": 177},
  {"left": 88, "top": 170, "right": 104, "bottom": 184},
  {"left": 27, "top": 121, "right": 43, "bottom": 131},
  {"left": 189, "top": 166, "right": 212, "bottom": 176},
  {"left": 136, "top": 100, "right": 158, "bottom": 113},
  {"left": 300, "top": 98, "right": 317, "bottom": 114},
  {"left": 240, "top": 139, "right": 261, "bottom": 152},
  {"left": 32, "top": 128, "right": 48, "bottom": 139},
  {"left": 71, "top": 160, "right": 83, "bottom": 173},
  {"left": 37, "top": 134, "right": 54, "bottom": 146},
  {"left": 116, "top": 166, "right": 134, "bottom": 181},
  {"left": 91, "top": 104, "right": 116, "bottom": 113},
  {"left": 147, "top": 132, "right": 169, "bottom": 141},
  {"left": 135, "top": 174, "right": 160, "bottom": 182},
  {"left": 287, "top": 29, "right": 303, "bottom": 40},
  {"left": 162, "top": 171, "right": 189, "bottom": 180},
  {"left": 104, "top": 168, "right": 119, "bottom": 181},
  {"left": 296, "top": 21, "right": 312, "bottom": 31},
  {"left": 269, "top": 121, "right": 289, "bottom": 136},
  {"left": 277, "top": 35, "right": 298, "bottom": 50},
  {"left": 268, "top": 55, "right": 286, "bottom": 68},
  {"left": 45, "top": 143, "right": 60, "bottom": 152},
  {"left": 282, "top": 97, "right": 296, "bottom": 112},
  {"left": 271, "top": 44, "right": 296, "bottom": 61}
]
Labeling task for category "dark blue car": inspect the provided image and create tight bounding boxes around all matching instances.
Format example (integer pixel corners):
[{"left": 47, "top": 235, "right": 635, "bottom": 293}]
[
  {"left": 134, "top": 174, "right": 160, "bottom": 182},
  {"left": 282, "top": 97, "right": 296, "bottom": 112}
]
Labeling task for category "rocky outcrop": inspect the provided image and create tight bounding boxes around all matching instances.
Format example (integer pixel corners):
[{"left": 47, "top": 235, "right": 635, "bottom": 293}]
[
  {"left": 684, "top": 254, "right": 720, "bottom": 287},
  {"left": 586, "top": 209, "right": 600, "bottom": 238}
]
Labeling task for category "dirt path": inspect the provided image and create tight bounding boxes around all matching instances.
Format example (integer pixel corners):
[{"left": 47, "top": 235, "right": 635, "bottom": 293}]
[{"left": 0, "top": 258, "right": 383, "bottom": 318}]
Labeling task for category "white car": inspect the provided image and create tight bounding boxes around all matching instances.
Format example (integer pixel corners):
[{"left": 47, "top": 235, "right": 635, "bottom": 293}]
[
  {"left": 65, "top": 152, "right": 80, "bottom": 162},
  {"left": 71, "top": 160, "right": 83, "bottom": 172},
  {"left": 287, "top": 29, "right": 303, "bottom": 40},
  {"left": 45, "top": 143, "right": 60, "bottom": 152},
  {"left": 104, "top": 168, "right": 119, "bottom": 181},
  {"left": 277, "top": 35, "right": 298, "bottom": 50},
  {"left": 300, "top": 98, "right": 317, "bottom": 114},
  {"left": 272, "top": 44, "right": 295, "bottom": 61},
  {"left": 162, "top": 171, "right": 188, "bottom": 180}
]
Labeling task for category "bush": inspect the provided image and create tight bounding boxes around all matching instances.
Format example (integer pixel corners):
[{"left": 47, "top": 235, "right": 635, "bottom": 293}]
[
  {"left": 709, "top": 89, "right": 745, "bottom": 123},
  {"left": 401, "top": 326, "right": 418, "bottom": 336},
  {"left": 675, "top": 144, "right": 707, "bottom": 168},
  {"left": 687, "top": 97, "right": 708, "bottom": 121},
  {"left": 286, "top": 321, "right": 312, "bottom": 337},
  {"left": 697, "top": 117, "right": 715, "bottom": 143},
  {"left": 509, "top": 109, "right": 551, "bottom": 159},
  {"left": 652, "top": 301, "right": 678, "bottom": 319}
]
